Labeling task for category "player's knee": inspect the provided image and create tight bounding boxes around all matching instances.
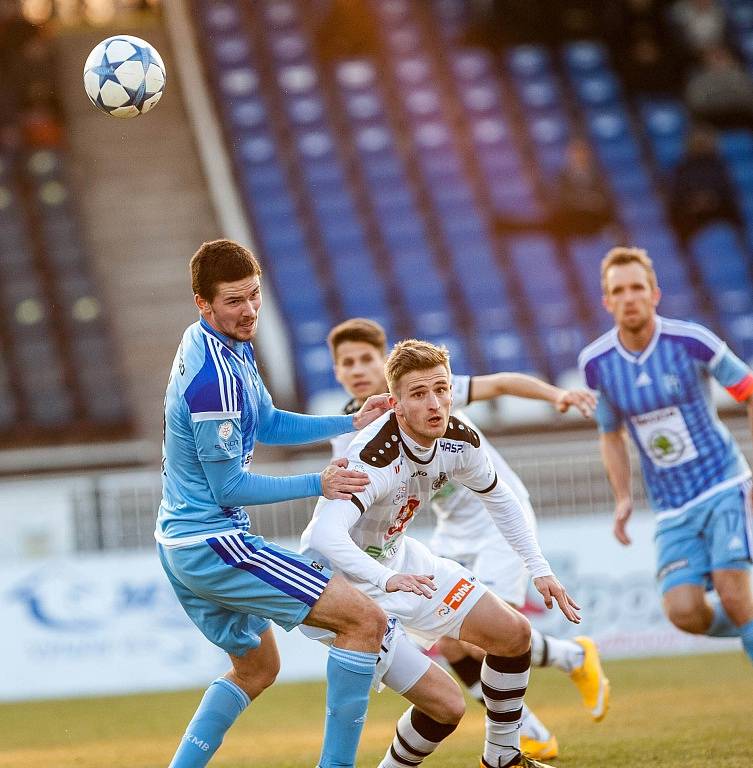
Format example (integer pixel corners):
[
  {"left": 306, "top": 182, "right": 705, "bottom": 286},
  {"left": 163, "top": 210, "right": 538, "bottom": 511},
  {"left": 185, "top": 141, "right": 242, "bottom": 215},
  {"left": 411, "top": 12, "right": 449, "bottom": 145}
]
[
  {"left": 486, "top": 611, "right": 530, "bottom": 657},
  {"left": 717, "top": 586, "right": 752, "bottom": 624},
  {"left": 665, "top": 602, "right": 705, "bottom": 634},
  {"left": 356, "top": 600, "right": 387, "bottom": 645},
  {"left": 507, "top": 612, "right": 531, "bottom": 656}
]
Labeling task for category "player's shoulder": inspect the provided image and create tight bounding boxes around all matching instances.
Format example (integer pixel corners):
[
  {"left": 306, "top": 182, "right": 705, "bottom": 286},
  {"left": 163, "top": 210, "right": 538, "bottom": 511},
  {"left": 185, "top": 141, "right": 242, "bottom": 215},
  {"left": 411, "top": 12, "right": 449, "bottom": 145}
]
[
  {"left": 658, "top": 316, "right": 723, "bottom": 355},
  {"left": 440, "top": 413, "right": 481, "bottom": 448},
  {"left": 181, "top": 322, "right": 240, "bottom": 415},
  {"left": 577, "top": 327, "right": 618, "bottom": 371},
  {"left": 354, "top": 411, "right": 402, "bottom": 469}
]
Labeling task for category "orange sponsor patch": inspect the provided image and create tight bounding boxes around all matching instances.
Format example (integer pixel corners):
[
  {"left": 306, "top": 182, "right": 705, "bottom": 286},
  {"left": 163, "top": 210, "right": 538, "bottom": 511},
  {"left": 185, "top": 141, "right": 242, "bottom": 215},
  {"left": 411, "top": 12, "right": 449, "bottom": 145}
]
[{"left": 442, "top": 578, "right": 476, "bottom": 610}]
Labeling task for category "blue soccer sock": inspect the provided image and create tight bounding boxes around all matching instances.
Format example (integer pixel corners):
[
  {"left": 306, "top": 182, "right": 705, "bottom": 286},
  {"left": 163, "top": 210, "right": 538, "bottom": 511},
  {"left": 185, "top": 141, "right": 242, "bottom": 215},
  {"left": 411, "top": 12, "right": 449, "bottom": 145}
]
[
  {"left": 318, "top": 646, "right": 378, "bottom": 768},
  {"left": 168, "top": 677, "right": 250, "bottom": 768},
  {"left": 740, "top": 619, "right": 753, "bottom": 663},
  {"left": 706, "top": 600, "right": 741, "bottom": 638}
]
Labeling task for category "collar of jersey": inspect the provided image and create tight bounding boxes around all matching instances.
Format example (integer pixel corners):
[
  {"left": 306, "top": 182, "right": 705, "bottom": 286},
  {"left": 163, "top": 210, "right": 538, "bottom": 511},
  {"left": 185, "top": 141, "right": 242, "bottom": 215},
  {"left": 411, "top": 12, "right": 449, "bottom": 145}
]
[
  {"left": 199, "top": 317, "right": 252, "bottom": 365},
  {"left": 613, "top": 315, "right": 662, "bottom": 366},
  {"left": 399, "top": 424, "right": 438, "bottom": 465}
]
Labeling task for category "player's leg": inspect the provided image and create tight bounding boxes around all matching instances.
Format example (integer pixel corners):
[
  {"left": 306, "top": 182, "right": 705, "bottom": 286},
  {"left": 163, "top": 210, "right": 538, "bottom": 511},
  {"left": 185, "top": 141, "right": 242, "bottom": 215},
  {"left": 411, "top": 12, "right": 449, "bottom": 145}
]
[
  {"left": 304, "top": 573, "right": 387, "bottom": 768},
  {"left": 159, "top": 543, "right": 275, "bottom": 768},
  {"left": 378, "top": 651, "right": 465, "bottom": 768},
  {"left": 713, "top": 568, "right": 753, "bottom": 661},
  {"left": 659, "top": 488, "right": 749, "bottom": 647},
  {"left": 708, "top": 483, "right": 753, "bottom": 661},
  {"left": 458, "top": 591, "right": 534, "bottom": 768},
  {"left": 438, "top": 636, "right": 558, "bottom": 760}
]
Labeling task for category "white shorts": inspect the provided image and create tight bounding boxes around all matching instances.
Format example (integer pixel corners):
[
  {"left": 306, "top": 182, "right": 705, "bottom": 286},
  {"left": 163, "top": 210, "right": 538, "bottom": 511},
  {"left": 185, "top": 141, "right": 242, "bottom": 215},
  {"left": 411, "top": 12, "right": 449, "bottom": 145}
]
[
  {"left": 359, "top": 536, "right": 488, "bottom": 648},
  {"left": 300, "top": 616, "right": 432, "bottom": 695},
  {"left": 432, "top": 498, "right": 536, "bottom": 607}
]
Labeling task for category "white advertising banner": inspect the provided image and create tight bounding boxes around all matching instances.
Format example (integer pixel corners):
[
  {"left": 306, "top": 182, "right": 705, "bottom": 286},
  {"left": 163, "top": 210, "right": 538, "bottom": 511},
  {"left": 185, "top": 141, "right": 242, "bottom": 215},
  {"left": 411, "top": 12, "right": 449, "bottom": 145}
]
[
  {"left": 0, "top": 512, "right": 743, "bottom": 702},
  {"left": 0, "top": 550, "right": 328, "bottom": 703},
  {"left": 524, "top": 512, "right": 740, "bottom": 658}
]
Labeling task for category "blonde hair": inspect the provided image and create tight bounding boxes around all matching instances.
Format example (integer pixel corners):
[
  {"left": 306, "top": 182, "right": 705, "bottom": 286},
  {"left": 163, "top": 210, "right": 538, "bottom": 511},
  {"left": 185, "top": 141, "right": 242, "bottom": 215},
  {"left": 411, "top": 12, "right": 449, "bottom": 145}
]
[
  {"left": 385, "top": 339, "right": 450, "bottom": 394},
  {"left": 600, "top": 247, "right": 657, "bottom": 293}
]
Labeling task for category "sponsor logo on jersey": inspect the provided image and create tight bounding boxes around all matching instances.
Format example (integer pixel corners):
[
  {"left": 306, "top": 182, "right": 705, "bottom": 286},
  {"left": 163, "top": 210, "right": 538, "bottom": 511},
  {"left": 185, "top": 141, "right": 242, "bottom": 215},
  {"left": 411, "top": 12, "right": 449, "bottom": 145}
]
[
  {"left": 432, "top": 472, "right": 449, "bottom": 491},
  {"left": 442, "top": 577, "right": 476, "bottom": 610},
  {"left": 411, "top": 469, "right": 427, "bottom": 477},
  {"left": 439, "top": 440, "right": 464, "bottom": 453},
  {"left": 386, "top": 497, "right": 420, "bottom": 536},
  {"left": 435, "top": 604, "right": 452, "bottom": 617},
  {"left": 218, "top": 421, "right": 233, "bottom": 440}
]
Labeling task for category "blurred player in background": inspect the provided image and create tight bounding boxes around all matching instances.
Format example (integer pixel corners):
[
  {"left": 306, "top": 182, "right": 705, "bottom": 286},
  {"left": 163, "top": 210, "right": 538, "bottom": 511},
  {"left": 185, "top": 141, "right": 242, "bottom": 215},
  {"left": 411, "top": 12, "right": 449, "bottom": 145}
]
[
  {"left": 302, "top": 339, "right": 581, "bottom": 768},
  {"left": 325, "top": 319, "right": 610, "bottom": 760},
  {"left": 580, "top": 246, "right": 753, "bottom": 663},
  {"left": 156, "top": 239, "right": 395, "bottom": 768}
]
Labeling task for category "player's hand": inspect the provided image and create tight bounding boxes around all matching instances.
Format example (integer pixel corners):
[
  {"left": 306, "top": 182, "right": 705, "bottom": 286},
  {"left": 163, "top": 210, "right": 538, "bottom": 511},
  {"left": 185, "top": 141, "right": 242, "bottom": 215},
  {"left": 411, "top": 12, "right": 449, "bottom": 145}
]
[
  {"left": 555, "top": 388, "right": 596, "bottom": 417},
  {"left": 321, "top": 459, "right": 370, "bottom": 500},
  {"left": 385, "top": 573, "right": 436, "bottom": 598},
  {"left": 613, "top": 497, "right": 633, "bottom": 545},
  {"left": 352, "top": 393, "right": 391, "bottom": 430},
  {"left": 533, "top": 575, "right": 581, "bottom": 624}
]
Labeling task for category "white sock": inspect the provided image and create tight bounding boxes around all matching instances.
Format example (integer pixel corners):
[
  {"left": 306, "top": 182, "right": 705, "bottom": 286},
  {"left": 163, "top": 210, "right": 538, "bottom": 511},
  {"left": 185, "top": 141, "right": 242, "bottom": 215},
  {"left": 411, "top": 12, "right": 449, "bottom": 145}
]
[
  {"left": 480, "top": 652, "right": 530, "bottom": 768},
  {"left": 520, "top": 703, "right": 551, "bottom": 742},
  {"left": 378, "top": 706, "right": 457, "bottom": 768},
  {"left": 531, "top": 629, "right": 584, "bottom": 673}
]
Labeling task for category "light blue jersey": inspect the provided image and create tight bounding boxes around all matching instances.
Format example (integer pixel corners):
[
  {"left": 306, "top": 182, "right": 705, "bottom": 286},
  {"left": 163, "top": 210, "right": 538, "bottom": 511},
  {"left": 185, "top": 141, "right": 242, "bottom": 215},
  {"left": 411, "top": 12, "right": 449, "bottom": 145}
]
[
  {"left": 157, "top": 318, "right": 354, "bottom": 541},
  {"left": 579, "top": 316, "right": 753, "bottom": 528}
]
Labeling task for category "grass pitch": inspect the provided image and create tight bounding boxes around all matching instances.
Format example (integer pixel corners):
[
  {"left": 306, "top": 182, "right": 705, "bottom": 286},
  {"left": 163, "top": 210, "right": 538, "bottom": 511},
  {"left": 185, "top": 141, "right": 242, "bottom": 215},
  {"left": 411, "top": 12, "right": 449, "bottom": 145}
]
[{"left": 1, "top": 652, "right": 751, "bottom": 768}]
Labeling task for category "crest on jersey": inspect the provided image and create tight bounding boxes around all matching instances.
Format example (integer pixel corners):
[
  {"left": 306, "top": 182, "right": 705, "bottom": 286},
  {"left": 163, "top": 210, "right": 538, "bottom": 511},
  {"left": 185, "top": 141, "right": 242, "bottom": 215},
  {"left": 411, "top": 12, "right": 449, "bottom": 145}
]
[
  {"left": 432, "top": 472, "right": 449, "bottom": 491},
  {"left": 392, "top": 482, "right": 408, "bottom": 505},
  {"left": 218, "top": 421, "right": 233, "bottom": 440}
]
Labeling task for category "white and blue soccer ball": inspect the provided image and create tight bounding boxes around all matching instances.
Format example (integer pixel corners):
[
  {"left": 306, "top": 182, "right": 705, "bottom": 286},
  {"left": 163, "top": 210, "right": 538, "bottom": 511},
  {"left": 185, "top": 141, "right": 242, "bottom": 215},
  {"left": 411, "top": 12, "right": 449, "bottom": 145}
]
[{"left": 83, "top": 35, "right": 166, "bottom": 119}]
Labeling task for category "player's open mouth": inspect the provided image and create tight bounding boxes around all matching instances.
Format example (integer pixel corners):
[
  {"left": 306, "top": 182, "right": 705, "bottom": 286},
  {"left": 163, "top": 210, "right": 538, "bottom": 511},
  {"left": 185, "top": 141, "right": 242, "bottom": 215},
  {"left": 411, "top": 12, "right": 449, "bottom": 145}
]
[{"left": 427, "top": 416, "right": 442, "bottom": 426}]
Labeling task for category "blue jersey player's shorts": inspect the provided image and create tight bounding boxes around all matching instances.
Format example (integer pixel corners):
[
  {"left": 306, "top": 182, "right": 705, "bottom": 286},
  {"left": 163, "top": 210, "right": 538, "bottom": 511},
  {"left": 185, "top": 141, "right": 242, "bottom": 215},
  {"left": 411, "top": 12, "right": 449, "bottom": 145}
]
[
  {"left": 158, "top": 531, "right": 333, "bottom": 657},
  {"left": 655, "top": 481, "right": 753, "bottom": 594}
]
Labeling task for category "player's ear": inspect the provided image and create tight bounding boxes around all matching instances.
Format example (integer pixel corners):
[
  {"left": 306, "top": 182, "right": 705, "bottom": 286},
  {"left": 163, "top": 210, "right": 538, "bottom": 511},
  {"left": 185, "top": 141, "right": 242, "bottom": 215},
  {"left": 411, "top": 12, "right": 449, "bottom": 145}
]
[
  {"left": 652, "top": 285, "right": 662, "bottom": 307},
  {"left": 194, "top": 293, "right": 210, "bottom": 314},
  {"left": 389, "top": 393, "right": 400, "bottom": 413}
]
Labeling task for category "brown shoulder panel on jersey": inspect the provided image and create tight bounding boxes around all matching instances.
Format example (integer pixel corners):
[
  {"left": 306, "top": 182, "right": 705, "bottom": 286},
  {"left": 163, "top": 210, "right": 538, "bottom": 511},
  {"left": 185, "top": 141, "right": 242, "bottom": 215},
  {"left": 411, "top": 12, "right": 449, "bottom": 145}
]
[
  {"left": 466, "top": 473, "right": 498, "bottom": 494},
  {"left": 442, "top": 415, "right": 481, "bottom": 447},
  {"left": 359, "top": 412, "right": 401, "bottom": 468},
  {"left": 350, "top": 495, "right": 365, "bottom": 514}
]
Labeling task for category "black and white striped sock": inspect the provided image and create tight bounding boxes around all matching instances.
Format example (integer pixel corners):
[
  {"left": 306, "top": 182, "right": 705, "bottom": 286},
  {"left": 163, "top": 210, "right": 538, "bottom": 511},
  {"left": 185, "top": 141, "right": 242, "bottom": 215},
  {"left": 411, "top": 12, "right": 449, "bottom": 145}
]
[
  {"left": 378, "top": 706, "right": 458, "bottom": 768},
  {"left": 480, "top": 650, "right": 531, "bottom": 768}
]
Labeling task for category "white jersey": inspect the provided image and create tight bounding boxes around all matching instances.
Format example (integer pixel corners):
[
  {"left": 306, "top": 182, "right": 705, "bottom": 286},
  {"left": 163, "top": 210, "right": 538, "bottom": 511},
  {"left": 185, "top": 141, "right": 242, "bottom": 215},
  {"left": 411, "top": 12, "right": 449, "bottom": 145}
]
[{"left": 302, "top": 410, "right": 552, "bottom": 591}]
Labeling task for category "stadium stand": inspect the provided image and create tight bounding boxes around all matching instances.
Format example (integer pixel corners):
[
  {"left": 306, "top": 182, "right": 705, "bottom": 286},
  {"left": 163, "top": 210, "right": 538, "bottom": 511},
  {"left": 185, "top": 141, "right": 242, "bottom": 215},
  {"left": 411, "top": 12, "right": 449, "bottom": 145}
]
[{"left": 186, "top": 0, "right": 753, "bottom": 409}]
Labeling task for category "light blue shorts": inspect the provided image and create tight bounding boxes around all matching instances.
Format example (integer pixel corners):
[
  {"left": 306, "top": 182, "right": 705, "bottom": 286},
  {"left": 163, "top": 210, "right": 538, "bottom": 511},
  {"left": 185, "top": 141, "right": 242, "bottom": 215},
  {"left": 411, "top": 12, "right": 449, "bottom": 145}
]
[
  {"left": 158, "top": 531, "right": 332, "bottom": 656},
  {"left": 655, "top": 483, "right": 752, "bottom": 594}
]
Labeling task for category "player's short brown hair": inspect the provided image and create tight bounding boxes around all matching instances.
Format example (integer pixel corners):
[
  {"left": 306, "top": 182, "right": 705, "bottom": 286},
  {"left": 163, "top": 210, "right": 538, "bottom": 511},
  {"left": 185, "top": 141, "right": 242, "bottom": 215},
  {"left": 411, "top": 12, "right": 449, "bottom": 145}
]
[
  {"left": 600, "top": 246, "right": 657, "bottom": 294},
  {"left": 190, "top": 239, "right": 262, "bottom": 301},
  {"left": 385, "top": 339, "right": 450, "bottom": 394},
  {"left": 327, "top": 318, "right": 388, "bottom": 358}
]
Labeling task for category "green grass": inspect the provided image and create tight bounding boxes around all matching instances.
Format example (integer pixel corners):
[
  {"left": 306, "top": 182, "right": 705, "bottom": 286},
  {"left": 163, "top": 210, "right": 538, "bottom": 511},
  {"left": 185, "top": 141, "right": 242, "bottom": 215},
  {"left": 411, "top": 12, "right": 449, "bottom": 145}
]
[{"left": 1, "top": 652, "right": 751, "bottom": 767}]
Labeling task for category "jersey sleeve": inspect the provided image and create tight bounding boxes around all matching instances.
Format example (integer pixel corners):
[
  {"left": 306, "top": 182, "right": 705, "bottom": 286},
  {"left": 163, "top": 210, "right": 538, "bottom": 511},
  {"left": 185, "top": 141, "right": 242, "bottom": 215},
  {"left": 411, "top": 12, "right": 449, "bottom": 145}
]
[
  {"left": 710, "top": 347, "right": 753, "bottom": 402},
  {"left": 579, "top": 355, "right": 622, "bottom": 433},
  {"left": 305, "top": 460, "right": 397, "bottom": 590},
  {"left": 184, "top": 366, "right": 243, "bottom": 462},
  {"left": 451, "top": 374, "right": 472, "bottom": 408}
]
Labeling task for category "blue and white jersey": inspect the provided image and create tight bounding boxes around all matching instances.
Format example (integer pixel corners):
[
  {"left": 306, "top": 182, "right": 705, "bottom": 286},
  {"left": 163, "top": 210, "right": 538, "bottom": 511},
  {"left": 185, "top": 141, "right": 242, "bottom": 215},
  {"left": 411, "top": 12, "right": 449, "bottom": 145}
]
[
  {"left": 579, "top": 316, "right": 753, "bottom": 526},
  {"left": 157, "top": 318, "right": 268, "bottom": 540}
]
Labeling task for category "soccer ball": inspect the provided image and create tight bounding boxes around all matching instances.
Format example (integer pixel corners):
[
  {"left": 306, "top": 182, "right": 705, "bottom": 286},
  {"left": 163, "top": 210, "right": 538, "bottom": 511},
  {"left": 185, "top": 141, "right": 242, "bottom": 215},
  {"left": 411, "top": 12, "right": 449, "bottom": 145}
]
[{"left": 83, "top": 35, "right": 166, "bottom": 119}]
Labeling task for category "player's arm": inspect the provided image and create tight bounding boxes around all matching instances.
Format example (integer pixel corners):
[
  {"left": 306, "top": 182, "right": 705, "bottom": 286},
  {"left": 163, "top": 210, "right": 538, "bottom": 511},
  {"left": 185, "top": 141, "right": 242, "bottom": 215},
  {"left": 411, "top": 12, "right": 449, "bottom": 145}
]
[
  {"left": 600, "top": 428, "right": 633, "bottom": 545},
  {"left": 456, "top": 448, "right": 580, "bottom": 623},
  {"left": 467, "top": 372, "right": 595, "bottom": 417},
  {"left": 256, "top": 381, "right": 390, "bottom": 445},
  {"left": 307, "top": 470, "right": 435, "bottom": 597}
]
